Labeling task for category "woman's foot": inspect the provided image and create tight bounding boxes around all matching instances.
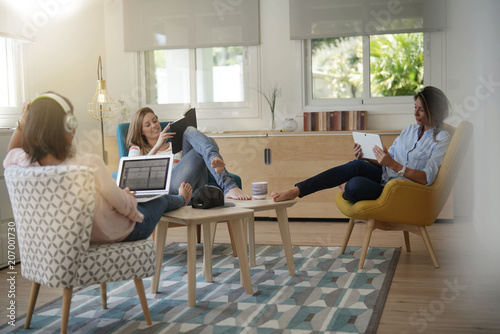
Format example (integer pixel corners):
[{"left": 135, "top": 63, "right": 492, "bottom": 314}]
[
  {"left": 225, "top": 187, "right": 252, "bottom": 200},
  {"left": 211, "top": 157, "right": 225, "bottom": 174},
  {"left": 338, "top": 183, "right": 346, "bottom": 192},
  {"left": 270, "top": 187, "right": 300, "bottom": 202},
  {"left": 179, "top": 182, "right": 193, "bottom": 206}
]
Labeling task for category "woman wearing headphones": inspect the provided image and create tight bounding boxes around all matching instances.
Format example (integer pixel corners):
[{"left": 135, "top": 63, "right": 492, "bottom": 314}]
[{"left": 4, "top": 92, "right": 192, "bottom": 243}]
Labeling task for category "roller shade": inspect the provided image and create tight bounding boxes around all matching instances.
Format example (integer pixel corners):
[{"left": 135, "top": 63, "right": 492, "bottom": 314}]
[
  {"left": 123, "top": 0, "right": 260, "bottom": 51},
  {"left": 0, "top": 2, "right": 33, "bottom": 41},
  {"left": 290, "top": 0, "right": 445, "bottom": 39}
]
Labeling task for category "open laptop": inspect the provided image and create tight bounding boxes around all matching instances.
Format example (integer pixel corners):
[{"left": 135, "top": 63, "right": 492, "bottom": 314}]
[{"left": 116, "top": 154, "right": 174, "bottom": 202}]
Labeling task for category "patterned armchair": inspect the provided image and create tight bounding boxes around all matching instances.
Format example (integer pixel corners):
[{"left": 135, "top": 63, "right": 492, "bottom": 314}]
[{"left": 5, "top": 165, "right": 155, "bottom": 334}]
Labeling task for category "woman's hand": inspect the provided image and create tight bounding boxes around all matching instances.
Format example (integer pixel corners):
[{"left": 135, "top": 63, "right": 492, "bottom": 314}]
[
  {"left": 153, "top": 124, "right": 176, "bottom": 150},
  {"left": 353, "top": 143, "right": 363, "bottom": 159},
  {"left": 121, "top": 187, "right": 136, "bottom": 198},
  {"left": 372, "top": 145, "right": 394, "bottom": 167}
]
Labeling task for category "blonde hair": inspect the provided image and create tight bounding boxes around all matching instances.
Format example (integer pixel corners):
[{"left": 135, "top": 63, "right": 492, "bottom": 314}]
[
  {"left": 414, "top": 86, "right": 450, "bottom": 141},
  {"left": 126, "top": 107, "right": 157, "bottom": 155}
]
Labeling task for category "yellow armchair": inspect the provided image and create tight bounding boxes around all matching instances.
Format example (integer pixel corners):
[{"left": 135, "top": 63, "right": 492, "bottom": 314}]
[{"left": 336, "top": 121, "right": 472, "bottom": 269}]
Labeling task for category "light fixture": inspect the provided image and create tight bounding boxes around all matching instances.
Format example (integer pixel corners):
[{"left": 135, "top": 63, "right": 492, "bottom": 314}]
[{"left": 87, "top": 56, "right": 117, "bottom": 164}]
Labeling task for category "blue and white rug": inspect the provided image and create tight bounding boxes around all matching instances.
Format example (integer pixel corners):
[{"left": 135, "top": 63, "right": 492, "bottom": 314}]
[{"left": 1, "top": 243, "right": 400, "bottom": 334}]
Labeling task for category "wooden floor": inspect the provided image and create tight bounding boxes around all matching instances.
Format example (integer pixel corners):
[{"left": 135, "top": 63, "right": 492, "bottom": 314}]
[{"left": 1, "top": 217, "right": 499, "bottom": 333}]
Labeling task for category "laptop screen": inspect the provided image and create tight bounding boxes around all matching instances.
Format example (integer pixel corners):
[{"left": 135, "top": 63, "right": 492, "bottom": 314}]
[{"left": 118, "top": 156, "right": 172, "bottom": 192}]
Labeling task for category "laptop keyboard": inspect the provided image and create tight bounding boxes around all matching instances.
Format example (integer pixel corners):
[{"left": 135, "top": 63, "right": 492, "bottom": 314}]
[{"left": 135, "top": 194, "right": 158, "bottom": 199}]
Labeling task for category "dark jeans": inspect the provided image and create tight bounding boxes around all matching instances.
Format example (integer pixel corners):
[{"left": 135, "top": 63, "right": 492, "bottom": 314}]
[
  {"left": 123, "top": 194, "right": 185, "bottom": 242},
  {"left": 295, "top": 160, "right": 384, "bottom": 203},
  {"left": 169, "top": 126, "right": 237, "bottom": 196}
]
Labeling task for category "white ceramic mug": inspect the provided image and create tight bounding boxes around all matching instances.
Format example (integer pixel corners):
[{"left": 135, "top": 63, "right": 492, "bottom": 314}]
[{"left": 252, "top": 182, "right": 268, "bottom": 200}]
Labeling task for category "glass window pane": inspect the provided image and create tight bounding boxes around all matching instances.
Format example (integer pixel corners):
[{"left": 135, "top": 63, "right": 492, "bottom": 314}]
[
  {"left": 146, "top": 49, "right": 190, "bottom": 104},
  {"left": 196, "top": 46, "right": 244, "bottom": 103},
  {"left": 311, "top": 37, "right": 363, "bottom": 99},
  {"left": 0, "top": 37, "right": 18, "bottom": 108},
  {"left": 370, "top": 33, "right": 424, "bottom": 97}
]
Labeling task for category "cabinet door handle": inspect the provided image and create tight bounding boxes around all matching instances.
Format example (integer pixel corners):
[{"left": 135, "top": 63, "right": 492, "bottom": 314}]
[{"left": 264, "top": 148, "right": 272, "bottom": 165}]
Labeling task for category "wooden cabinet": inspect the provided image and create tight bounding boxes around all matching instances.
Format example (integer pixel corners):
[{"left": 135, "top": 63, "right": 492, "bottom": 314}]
[{"left": 211, "top": 130, "right": 453, "bottom": 219}]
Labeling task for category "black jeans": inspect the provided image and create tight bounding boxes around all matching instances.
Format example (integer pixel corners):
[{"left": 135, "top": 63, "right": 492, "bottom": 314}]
[{"left": 295, "top": 160, "right": 384, "bottom": 203}]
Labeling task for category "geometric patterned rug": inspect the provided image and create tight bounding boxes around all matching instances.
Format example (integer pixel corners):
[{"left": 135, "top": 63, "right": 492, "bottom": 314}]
[{"left": 0, "top": 243, "right": 400, "bottom": 334}]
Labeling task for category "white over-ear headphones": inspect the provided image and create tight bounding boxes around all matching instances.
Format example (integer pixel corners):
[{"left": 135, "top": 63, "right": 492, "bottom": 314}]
[{"left": 31, "top": 93, "right": 78, "bottom": 132}]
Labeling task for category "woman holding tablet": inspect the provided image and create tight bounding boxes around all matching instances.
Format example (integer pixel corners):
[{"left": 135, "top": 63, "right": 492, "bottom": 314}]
[{"left": 271, "top": 86, "right": 452, "bottom": 204}]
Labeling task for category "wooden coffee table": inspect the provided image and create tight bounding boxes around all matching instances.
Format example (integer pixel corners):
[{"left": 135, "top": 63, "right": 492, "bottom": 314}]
[
  {"left": 221, "top": 197, "right": 297, "bottom": 275},
  {"left": 151, "top": 206, "right": 255, "bottom": 307}
]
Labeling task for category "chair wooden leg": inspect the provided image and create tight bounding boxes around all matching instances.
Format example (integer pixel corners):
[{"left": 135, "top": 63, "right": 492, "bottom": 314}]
[
  {"left": 418, "top": 226, "right": 440, "bottom": 268},
  {"left": 134, "top": 279, "right": 152, "bottom": 325},
  {"left": 340, "top": 218, "right": 356, "bottom": 254},
  {"left": 100, "top": 283, "right": 107, "bottom": 309},
  {"left": 359, "top": 219, "right": 376, "bottom": 270},
  {"left": 403, "top": 231, "right": 411, "bottom": 252},
  {"left": 24, "top": 282, "right": 40, "bottom": 329},
  {"left": 60, "top": 287, "right": 73, "bottom": 334}
]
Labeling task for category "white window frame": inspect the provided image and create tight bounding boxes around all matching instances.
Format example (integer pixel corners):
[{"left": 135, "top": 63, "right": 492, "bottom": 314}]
[
  {"left": 138, "top": 45, "right": 260, "bottom": 121},
  {"left": 0, "top": 37, "right": 24, "bottom": 123},
  {"left": 303, "top": 32, "right": 433, "bottom": 109}
]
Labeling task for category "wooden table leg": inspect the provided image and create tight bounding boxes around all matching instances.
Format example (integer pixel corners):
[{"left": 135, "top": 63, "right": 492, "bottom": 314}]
[
  {"left": 275, "top": 208, "right": 296, "bottom": 276},
  {"left": 228, "top": 217, "right": 253, "bottom": 294},
  {"left": 187, "top": 223, "right": 197, "bottom": 307},
  {"left": 151, "top": 221, "right": 169, "bottom": 294},
  {"left": 202, "top": 222, "right": 213, "bottom": 282},
  {"left": 247, "top": 216, "right": 256, "bottom": 267}
]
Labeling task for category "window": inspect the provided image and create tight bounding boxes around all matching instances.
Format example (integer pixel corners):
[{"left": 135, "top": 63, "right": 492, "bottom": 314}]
[
  {"left": 311, "top": 37, "right": 363, "bottom": 99},
  {"left": 143, "top": 45, "right": 258, "bottom": 119},
  {"left": 0, "top": 36, "right": 23, "bottom": 110},
  {"left": 306, "top": 32, "right": 425, "bottom": 106},
  {"left": 196, "top": 47, "right": 244, "bottom": 104},
  {"left": 369, "top": 33, "right": 424, "bottom": 97}
]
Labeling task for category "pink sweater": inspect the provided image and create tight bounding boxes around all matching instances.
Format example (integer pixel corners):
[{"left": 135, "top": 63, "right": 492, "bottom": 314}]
[{"left": 4, "top": 149, "right": 143, "bottom": 243}]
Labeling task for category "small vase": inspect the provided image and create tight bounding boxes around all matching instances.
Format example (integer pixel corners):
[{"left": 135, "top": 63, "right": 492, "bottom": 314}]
[
  {"left": 271, "top": 113, "right": 276, "bottom": 129},
  {"left": 282, "top": 118, "right": 298, "bottom": 132}
]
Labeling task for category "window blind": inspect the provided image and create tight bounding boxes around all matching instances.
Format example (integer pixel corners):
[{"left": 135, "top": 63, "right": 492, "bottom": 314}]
[
  {"left": 289, "top": 0, "right": 445, "bottom": 39},
  {"left": 0, "top": 2, "right": 32, "bottom": 41},
  {"left": 123, "top": 0, "right": 260, "bottom": 51}
]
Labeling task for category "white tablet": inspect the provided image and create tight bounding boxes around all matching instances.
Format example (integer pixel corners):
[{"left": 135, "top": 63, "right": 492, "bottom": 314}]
[{"left": 352, "top": 132, "right": 383, "bottom": 160}]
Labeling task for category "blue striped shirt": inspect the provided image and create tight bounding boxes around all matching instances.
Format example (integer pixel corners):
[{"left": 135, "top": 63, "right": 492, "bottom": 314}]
[{"left": 381, "top": 124, "right": 451, "bottom": 185}]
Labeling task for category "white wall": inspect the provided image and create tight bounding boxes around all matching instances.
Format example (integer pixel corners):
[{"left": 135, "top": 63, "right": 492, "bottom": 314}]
[{"left": 446, "top": 0, "right": 500, "bottom": 257}]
